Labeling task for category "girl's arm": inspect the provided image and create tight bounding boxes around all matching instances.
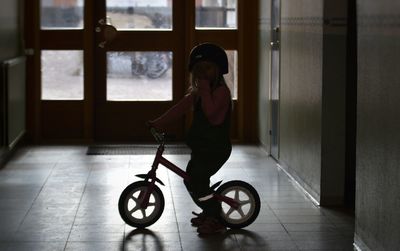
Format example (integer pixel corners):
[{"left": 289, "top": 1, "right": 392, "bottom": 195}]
[
  {"left": 197, "top": 80, "right": 231, "bottom": 125},
  {"left": 149, "top": 93, "right": 194, "bottom": 130}
]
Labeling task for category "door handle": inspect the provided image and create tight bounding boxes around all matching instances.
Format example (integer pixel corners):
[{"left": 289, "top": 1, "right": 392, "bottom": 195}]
[
  {"left": 270, "top": 40, "right": 280, "bottom": 49},
  {"left": 270, "top": 26, "right": 280, "bottom": 49},
  {"left": 96, "top": 17, "right": 117, "bottom": 48}
]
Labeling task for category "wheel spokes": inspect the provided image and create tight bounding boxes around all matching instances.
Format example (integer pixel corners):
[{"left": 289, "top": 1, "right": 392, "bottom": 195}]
[
  {"left": 140, "top": 208, "right": 147, "bottom": 218},
  {"left": 236, "top": 206, "right": 246, "bottom": 218},
  {"left": 223, "top": 188, "right": 253, "bottom": 220},
  {"left": 128, "top": 191, "right": 154, "bottom": 219},
  {"left": 225, "top": 207, "right": 235, "bottom": 217},
  {"left": 234, "top": 189, "right": 240, "bottom": 201},
  {"left": 240, "top": 200, "right": 251, "bottom": 206},
  {"left": 131, "top": 196, "right": 140, "bottom": 204},
  {"left": 129, "top": 204, "right": 140, "bottom": 214}
]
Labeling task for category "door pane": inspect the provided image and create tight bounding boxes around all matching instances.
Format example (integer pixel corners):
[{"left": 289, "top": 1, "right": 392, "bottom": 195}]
[
  {"left": 106, "top": 0, "right": 172, "bottom": 30},
  {"left": 225, "top": 50, "right": 238, "bottom": 99},
  {"left": 196, "top": 0, "right": 237, "bottom": 29},
  {"left": 107, "top": 51, "right": 173, "bottom": 101},
  {"left": 41, "top": 50, "right": 84, "bottom": 100},
  {"left": 271, "top": 0, "right": 281, "bottom": 159},
  {"left": 41, "top": 0, "right": 84, "bottom": 29}
]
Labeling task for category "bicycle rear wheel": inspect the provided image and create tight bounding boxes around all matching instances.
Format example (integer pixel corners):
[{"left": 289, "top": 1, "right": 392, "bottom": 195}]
[{"left": 216, "top": 180, "right": 260, "bottom": 229}]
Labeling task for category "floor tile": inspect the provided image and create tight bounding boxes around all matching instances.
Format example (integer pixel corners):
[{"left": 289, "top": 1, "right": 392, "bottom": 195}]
[
  {"left": 0, "top": 242, "right": 65, "bottom": 251},
  {"left": 0, "top": 145, "right": 355, "bottom": 251}
]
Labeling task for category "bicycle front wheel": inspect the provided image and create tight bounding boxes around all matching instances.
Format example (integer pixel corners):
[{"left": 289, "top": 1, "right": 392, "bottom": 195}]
[{"left": 118, "top": 181, "right": 165, "bottom": 228}]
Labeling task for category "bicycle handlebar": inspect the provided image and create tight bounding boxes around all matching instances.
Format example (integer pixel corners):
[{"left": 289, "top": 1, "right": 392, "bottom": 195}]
[{"left": 149, "top": 127, "right": 165, "bottom": 144}]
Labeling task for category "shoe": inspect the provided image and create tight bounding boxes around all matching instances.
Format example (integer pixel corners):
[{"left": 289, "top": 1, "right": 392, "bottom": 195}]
[
  {"left": 197, "top": 217, "right": 226, "bottom": 235},
  {"left": 191, "top": 211, "right": 206, "bottom": 227}
]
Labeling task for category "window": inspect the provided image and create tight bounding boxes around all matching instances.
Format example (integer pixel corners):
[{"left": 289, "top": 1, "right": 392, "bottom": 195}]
[
  {"left": 41, "top": 50, "right": 84, "bottom": 100},
  {"left": 107, "top": 51, "right": 173, "bottom": 101},
  {"left": 225, "top": 50, "right": 238, "bottom": 99},
  {"left": 106, "top": 0, "right": 173, "bottom": 30},
  {"left": 40, "top": 0, "right": 84, "bottom": 29},
  {"left": 196, "top": 0, "right": 237, "bottom": 29}
]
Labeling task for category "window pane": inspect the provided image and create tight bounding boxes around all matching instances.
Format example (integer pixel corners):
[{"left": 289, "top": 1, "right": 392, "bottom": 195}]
[
  {"left": 225, "top": 50, "right": 238, "bottom": 99},
  {"left": 41, "top": 0, "right": 84, "bottom": 29},
  {"left": 106, "top": 0, "right": 172, "bottom": 30},
  {"left": 41, "top": 50, "right": 84, "bottom": 100},
  {"left": 196, "top": 0, "right": 237, "bottom": 29},
  {"left": 107, "top": 51, "right": 173, "bottom": 101}
]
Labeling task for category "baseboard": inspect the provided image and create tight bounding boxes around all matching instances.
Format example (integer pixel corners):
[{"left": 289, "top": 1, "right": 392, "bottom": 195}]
[
  {"left": 258, "top": 141, "right": 269, "bottom": 155},
  {"left": 257, "top": 144, "right": 321, "bottom": 206},
  {"left": 276, "top": 161, "right": 321, "bottom": 206},
  {"left": 353, "top": 233, "right": 371, "bottom": 251},
  {"left": 9, "top": 130, "right": 25, "bottom": 149},
  {"left": 0, "top": 131, "right": 25, "bottom": 169}
]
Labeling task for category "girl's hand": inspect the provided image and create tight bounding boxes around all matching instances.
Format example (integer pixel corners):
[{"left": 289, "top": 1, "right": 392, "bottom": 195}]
[
  {"left": 196, "top": 79, "right": 211, "bottom": 93},
  {"left": 147, "top": 120, "right": 162, "bottom": 131},
  {"left": 146, "top": 120, "right": 156, "bottom": 129}
]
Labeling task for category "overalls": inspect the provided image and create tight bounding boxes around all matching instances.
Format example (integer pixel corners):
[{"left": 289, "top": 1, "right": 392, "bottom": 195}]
[{"left": 184, "top": 94, "right": 232, "bottom": 219}]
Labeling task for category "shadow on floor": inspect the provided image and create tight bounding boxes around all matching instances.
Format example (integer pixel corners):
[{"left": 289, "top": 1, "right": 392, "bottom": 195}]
[{"left": 121, "top": 228, "right": 266, "bottom": 251}]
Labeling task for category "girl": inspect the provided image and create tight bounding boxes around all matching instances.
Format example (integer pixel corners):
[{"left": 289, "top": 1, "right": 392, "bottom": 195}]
[{"left": 148, "top": 43, "right": 232, "bottom": 235}]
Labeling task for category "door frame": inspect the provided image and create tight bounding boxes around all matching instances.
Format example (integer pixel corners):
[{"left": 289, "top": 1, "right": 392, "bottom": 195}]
[{"left": 269, "top": 0, "right": 281, "bottom": 159}]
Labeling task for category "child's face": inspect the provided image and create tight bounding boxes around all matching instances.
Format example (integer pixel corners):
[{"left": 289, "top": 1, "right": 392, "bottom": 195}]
[{"left": 191, "top": 61, "right": 218, "bottom": 82}]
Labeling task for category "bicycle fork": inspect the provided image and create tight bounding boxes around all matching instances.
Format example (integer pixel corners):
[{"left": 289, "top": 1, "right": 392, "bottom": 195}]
[{"left": 137, "top": 166, "right": 160, "bottom": 209}]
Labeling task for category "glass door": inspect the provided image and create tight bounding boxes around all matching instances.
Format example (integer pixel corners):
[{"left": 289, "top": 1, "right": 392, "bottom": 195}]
[
  {"left": 32, "top": 0, "right": 247, "bottom": 143},
  {"left": 93, "top": 0, "right": 186, "bottom": 142},
  {"left": 94, "top": 0, "right": 240, "bottom": 142},
  {"left": 270, "top": 0, "right": 280, "bottom": 159}
]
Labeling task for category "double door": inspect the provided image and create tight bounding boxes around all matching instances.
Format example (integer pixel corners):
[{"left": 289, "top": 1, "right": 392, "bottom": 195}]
[{"left": 27, "top": 0, "right": 244, "bottom": 143}]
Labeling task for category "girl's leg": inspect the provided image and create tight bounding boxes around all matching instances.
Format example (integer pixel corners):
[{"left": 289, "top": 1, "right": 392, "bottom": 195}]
[
  {"left": 184, "top": 149, "right": 231, "bottom": 219},
  {"left": 184, "top": 159, "right": 203, "bottom": 209}
]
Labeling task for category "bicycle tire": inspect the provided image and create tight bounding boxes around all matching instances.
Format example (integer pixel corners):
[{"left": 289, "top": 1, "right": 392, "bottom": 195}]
[
  {"left": 118, "top": 181, "right": 165, "bottom": 228},
  {"left": 216, "top": 180, "right": 261, "bottom": 229}
]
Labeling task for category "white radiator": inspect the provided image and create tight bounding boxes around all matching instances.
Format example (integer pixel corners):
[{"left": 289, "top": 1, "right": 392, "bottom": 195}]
[{"left": 1, "top": 56, "right": 26, "bottom": 148}]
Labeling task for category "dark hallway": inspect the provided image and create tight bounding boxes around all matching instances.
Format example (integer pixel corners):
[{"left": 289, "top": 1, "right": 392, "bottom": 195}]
[{"left": 1, "top": 0, "right": 400, "bottom": 250}]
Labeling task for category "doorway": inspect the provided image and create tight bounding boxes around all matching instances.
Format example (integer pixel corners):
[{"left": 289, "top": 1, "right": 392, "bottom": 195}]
[
  {"left": 345, "top": 0, "right": 357, "bottom": 209},
  {"left": 27, "top": 0, "right": 247, "bottom": 143},
  {"left": 93, "top": 0, "right": 186, "bottom": 142},
  {"left": 270, "top": 0, "right": 280, "bottom": 159}
]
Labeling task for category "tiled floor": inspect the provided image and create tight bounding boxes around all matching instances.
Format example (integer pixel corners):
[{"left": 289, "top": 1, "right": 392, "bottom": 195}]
[{"left": 0, "top": 145, "right": 355, "bottom": 251}]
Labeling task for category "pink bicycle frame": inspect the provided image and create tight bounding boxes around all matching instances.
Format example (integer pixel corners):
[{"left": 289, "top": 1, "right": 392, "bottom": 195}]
[{"left": 138, "top": 143, "right": 240, "bottom": 210}]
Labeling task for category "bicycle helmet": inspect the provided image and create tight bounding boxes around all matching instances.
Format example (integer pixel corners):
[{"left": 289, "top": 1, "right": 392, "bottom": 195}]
[{"left": 188, "top": 43, "right": 229, "bottom": 75}]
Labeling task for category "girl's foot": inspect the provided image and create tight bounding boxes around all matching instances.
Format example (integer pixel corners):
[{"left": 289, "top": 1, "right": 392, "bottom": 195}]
[
  {"left": 191, "top": 211, "right": 206, "bottom": 227},
  {"left": 197, "top": 217, "right": 226, "bottom": 235}
]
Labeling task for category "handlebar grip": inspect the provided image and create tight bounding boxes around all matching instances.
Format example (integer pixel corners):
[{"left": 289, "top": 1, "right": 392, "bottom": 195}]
[
  {"left": 149, "top": 127, "right": 164, "bottom": 143},
  {"left": 149, "top": 127, "right": 157, "bottom": 136}
]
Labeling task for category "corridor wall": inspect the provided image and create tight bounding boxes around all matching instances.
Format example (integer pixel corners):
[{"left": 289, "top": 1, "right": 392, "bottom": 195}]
[
  {"left": 279, "top": 0, "right": 324, "bottom": 202},
  {"left": 0, "top": 0, "right": 25, "bottom": 166},
  {"left": 277, "top": 0, "right": 348, "bottom": 205},
  {"left": 355, "top": 0, "right": 400, "bottom": 250}
]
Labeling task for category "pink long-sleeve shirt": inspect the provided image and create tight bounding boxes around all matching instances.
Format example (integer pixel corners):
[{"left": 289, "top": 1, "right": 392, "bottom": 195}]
[{"left": 150, "top": 80, "right": 231, "bottom": 129}]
